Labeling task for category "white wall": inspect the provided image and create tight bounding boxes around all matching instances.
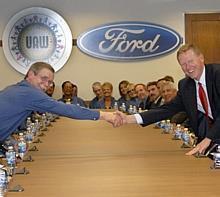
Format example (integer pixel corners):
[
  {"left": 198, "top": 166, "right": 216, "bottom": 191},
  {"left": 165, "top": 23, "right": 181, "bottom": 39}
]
[{"left": 0, "top": 0, "right": 220, "bottom": 100}]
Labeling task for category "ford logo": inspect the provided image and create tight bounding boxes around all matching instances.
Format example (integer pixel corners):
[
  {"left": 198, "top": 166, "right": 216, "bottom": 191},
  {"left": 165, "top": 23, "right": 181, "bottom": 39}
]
[{"left": 77, "top": 21, "right": 182, "bottom": 61}]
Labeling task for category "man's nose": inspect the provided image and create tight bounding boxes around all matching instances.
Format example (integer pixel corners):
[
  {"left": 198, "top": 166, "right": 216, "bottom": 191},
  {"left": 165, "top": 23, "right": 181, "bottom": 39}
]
[{"left": 186, "top": 63, "right": 192, "bottom": 70}]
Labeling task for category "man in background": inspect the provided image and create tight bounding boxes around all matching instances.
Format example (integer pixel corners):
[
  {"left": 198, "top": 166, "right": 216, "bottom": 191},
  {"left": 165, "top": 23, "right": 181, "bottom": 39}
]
[{"left": 89, "top": 82, "right": 103, "bottom": 109}]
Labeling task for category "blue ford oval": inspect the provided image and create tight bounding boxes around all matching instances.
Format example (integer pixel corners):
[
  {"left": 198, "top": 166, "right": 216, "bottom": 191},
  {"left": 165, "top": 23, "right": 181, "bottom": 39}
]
[{"left": 77, "top": 21, "right": 182, "bottom": 61}]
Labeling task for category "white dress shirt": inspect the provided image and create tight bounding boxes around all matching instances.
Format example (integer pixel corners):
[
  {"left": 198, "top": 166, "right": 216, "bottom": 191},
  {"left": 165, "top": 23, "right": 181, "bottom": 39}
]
[{"left": 195, "top": 67, "right": 213, "bottom": 119}]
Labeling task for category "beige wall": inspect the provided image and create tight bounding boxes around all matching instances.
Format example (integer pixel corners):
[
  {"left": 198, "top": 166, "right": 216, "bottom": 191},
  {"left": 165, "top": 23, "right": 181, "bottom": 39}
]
[{"left": 0, "top": 0, "right": 220, "bottom": 100}]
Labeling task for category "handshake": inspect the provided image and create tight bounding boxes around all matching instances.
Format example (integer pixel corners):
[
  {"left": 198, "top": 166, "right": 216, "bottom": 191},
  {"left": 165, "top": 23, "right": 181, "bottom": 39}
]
[{"left": 99, "top": 111, "right": 137, "bottom": 127}]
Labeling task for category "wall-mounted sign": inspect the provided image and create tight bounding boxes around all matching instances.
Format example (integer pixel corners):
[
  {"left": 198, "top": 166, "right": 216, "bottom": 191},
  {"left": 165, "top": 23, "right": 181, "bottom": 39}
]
[
  {"left": 2, "top": 7, "right": 72, "bottom": 74},
  {"left": 77, "top": 21, "right": 182, "bottom": 61}
]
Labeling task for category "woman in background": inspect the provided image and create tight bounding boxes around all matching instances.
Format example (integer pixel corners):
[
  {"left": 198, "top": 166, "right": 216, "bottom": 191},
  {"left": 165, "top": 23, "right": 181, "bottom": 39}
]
[{"left": 98, "top": 82, "right": 116, "bottom": 109}]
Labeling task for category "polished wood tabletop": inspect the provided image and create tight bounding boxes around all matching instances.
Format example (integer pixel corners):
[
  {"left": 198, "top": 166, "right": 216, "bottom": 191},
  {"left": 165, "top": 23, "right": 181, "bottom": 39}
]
[{"left": 7, "top": 117, "right": 220, "bottom": 197}]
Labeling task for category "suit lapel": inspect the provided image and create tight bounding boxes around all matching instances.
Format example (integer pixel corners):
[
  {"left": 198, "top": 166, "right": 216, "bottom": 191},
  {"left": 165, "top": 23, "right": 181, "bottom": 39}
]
[
  {"left": 185, "top": 79, "right": 198, "bottom": 131},
  {"left": 205, "top": 66, "right": 215, "bottom": 118}
]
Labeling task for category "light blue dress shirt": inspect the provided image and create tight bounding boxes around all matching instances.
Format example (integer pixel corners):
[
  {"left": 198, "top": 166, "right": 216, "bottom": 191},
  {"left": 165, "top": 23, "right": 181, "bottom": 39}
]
[{"left": 0, "top": 80, "right": 99, "bottom": 141}]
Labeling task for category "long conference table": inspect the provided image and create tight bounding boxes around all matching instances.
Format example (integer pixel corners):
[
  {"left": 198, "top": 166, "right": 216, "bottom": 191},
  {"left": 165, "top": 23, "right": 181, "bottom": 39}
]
[{"left": 7, "top": 117, "right": 220, "bottom": 197}]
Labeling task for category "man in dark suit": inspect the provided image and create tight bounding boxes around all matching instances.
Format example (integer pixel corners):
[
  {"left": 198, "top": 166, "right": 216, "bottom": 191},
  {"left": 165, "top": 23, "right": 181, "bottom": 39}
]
[
  {"left": 135, "top": 83, "right": 151, "bottom": 110},
  {"left": 146, "top": 81, "right": 164, "bottom": 108},
  {"left": 117, "top": 44, "right": 220, "bottom": 155}
]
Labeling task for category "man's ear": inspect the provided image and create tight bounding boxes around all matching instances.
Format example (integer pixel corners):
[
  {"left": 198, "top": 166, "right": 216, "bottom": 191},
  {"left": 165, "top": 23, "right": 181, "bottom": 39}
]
[
  {"left": 30, "top": 70, "right": 36, "bottom": 76},
  {"left": 26, "top": 70, "right": 35, "bottom": 80},
  {"left": 199, "top": 54, "right": 205, "bottom": 63}
]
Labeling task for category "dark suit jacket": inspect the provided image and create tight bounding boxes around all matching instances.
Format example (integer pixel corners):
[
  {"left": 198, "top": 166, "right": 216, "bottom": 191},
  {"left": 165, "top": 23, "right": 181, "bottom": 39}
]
[
  {"left": 150, "top": 96, "right": 163, "bottom": 109},
  {"left": 140, "top": 64, "right": 220, "bottom": 141}
]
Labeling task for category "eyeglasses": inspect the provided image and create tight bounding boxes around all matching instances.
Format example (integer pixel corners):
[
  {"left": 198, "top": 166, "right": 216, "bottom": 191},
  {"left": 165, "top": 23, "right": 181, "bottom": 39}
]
[{"left": 38, "top": 75, "right": 54, "bottom": 86}]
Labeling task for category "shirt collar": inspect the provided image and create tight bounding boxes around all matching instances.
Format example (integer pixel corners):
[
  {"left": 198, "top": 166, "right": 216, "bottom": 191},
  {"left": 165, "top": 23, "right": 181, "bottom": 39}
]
[{"left": 194, "top": 67, "right": 206, "bottom": 86}]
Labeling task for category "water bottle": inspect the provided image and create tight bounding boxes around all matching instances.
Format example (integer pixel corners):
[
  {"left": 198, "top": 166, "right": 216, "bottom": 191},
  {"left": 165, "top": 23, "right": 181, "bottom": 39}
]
[
  {"left": 121, "top": 103, "right": 126, "bottom": 113},
  {"left": 46, "top": 112, "right": 54, "bottom": 122},
  {"left": 163, "top": 119, "right": 171, "bottom": 134},
  {"left": 5, "top": 146, "right": 16, "bottom": 169},
  {"left": 133, "top": 106, "right": 137, "bottom": 114},
  {"left": 174, "top": 124, "right": 182, "bottom": 140},
  {"left": 0, "top": 166, "right": 7, "bottom": 196},
  {"left": 34, "top": 119, "right": 40, "bottom": 134},
  {"left": 41, "top": 113, "right": 47, "bottom": 131},
  {"left": 138, "top": 108, "right": 142, "bottom": 113},
  {"left": 17, "top": 133, "right": 27, "bottom": 159},
  {"left": 154, "top": 121, "right": 161, "bottom": 128},
  {"left": 26, "top": 117, "right": 32, "bottom": 129},
  {"left": 128, "top": 105, "right": 133, "bottom": 114},
  {"left": 160, "top": 120, "right": 166, "bottom": 129},
  {"left": 25, "top": 127, "right": 33, "bottom": 144},
  {"left": 181, "top": 128, "right": 190, "bottom": 145},
  {"left": 113, "top": 102, "right": 118, "bottom": 110}
]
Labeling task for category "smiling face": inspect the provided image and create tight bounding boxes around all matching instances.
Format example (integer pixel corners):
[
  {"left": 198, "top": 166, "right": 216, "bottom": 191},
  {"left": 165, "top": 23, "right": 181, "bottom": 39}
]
[
  {"left": 119, "top": 83, "right": 128, "bottom": 96},
  {"left": 127, "top": 84, "right": 136, "bottom": 98},
  {"left": 102, "top": 82, "right": 113, "bottom": 98},
  {"left": 177, "top": 45, "right": 205, "bottom": 81},
  {"left": 102, "top": 86, "right": 112, "bottom": 97},
  {"left": 147, "top": 84, "right": 160, "bottom": 102},
  {"left": 46, "top": 82, "right": 55, "bottom": 96},
  {"left": 62, "top": 82, "right": 74, "bottom": 97},
  {"left": 135, "top": 84, "right": 148, "bottom": 100},
  {"left": 93, "top": 84, "right": 103, "bottom": 99},
  {"left": 27, "top": 68, "right": 54, "bottom": 92},
  {"left": 161, "top": 83, "right": 177, "bottom": 103}
]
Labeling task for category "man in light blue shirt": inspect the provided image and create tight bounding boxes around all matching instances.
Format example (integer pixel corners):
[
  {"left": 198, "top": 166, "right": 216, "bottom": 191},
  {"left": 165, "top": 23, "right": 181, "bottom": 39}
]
[{"left": 0, "top": 62, "right": 122, "bottom": 142}]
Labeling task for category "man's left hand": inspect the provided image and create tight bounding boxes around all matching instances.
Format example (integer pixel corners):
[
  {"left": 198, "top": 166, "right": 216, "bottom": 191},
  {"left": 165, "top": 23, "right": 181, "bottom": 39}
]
[{"left": 186, "top": 137, "right": 211, "bottom": 155}]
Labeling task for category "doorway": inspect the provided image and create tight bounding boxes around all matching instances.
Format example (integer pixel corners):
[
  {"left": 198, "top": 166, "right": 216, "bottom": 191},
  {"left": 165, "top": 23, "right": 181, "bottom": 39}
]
[{"left": 185, "top": 13, "right": 220, "bottom": 64}]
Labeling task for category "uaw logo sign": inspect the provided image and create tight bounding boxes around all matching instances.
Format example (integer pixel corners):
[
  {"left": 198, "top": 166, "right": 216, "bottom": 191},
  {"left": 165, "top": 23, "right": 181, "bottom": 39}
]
[
  {"left": 3, "top": 7, "right": 72, "bottom": 74},
  {"left": 77, "top": 21, "right": 182, "bottom": 61}
]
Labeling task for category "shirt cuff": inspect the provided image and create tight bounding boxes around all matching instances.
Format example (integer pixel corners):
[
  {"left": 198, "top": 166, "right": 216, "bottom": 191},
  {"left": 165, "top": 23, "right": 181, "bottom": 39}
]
[
  {"left": 134, "top": 113, "right": 143, "bottom": 124},
  {"left": 93, "top": 111, "right": 100, "bottom": 120}
]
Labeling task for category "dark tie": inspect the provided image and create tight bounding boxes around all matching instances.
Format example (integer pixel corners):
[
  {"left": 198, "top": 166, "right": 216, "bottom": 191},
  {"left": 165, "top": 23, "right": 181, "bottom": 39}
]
[
  {"left": 198, "top": 82, "right": 209, "bottom": 117},
  {"left": 139, "top": 101, "right": 145, "bottom": 110}
]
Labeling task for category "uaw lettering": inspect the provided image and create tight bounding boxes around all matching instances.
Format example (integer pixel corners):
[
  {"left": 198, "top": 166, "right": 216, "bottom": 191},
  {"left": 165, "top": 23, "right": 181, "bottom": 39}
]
[
  {"left": 3, "top": 7, "right": 72, "bottom": 75},
  {"left": 77, "top": 22, "right": 182, "bottom": 60},
  {"left": 10, "top": 16, "right": 63, "bottom": 65},
  {"left": 26, "top": 36, "right": 49, "bottom": 49}
]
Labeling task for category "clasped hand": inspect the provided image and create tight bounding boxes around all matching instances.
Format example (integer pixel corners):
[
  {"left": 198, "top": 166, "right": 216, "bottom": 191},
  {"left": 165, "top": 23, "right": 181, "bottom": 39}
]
[{"left": 100, "top": 111, "right": 128, "bottom": 127}]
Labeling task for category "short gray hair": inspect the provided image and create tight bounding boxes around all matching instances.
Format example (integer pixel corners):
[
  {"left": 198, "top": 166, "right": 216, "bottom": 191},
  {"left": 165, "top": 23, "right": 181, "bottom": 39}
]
[{"left": 25, "top": 62, "right": 55, "bottom": 79}]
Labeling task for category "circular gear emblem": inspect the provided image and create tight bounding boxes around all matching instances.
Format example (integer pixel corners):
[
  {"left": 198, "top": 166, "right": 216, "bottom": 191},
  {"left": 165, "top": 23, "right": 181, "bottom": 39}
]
[{"left": 3, "top": 7, "right": 72, "bottom": 74}]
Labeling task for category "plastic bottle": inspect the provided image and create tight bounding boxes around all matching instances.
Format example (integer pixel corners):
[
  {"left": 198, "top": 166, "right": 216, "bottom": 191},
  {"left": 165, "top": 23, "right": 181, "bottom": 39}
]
[
  {"left": 113, "top": 102, "right": 118, "bottom": 110},
  {"left": 5, "top": 146, "right": 16, "bottom": 168},
  {"left": 25, "top": 127, "right": 33, "bottom": 144},
  {"left": 160, "top": 120, "right": 166, "bottom": 129},
  {"left": 128, "top": 105, "right": 133, "bottom": 114},
  {"left": 26, "top": 117, "right": 32, "bottom": 129},
  {"left": 182, "top": 128, "right": 190, "bottom": 145},
  {"left": 163, "top": 119, "right": 171, "bottom": 134},
  {"left": 0, "top": 166, "right": 7, "bottom": 196},
  {"left": 41, "top": 113, "right": 47, "bottom": 131},
  {"left": 138, "top": 108, "right": 142, "bottom": 113},
  {"left": 17, "top": 133, "right": 27, "bottom": 159},
  {"left": 121, "top": 103, "right": 126, "bottom": 113},
  {"left": 174, "top": 124, "right": 182, "bottom": 140},
  {"left": 133, "top": 106, "right": 137, "bottom": 114}
]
